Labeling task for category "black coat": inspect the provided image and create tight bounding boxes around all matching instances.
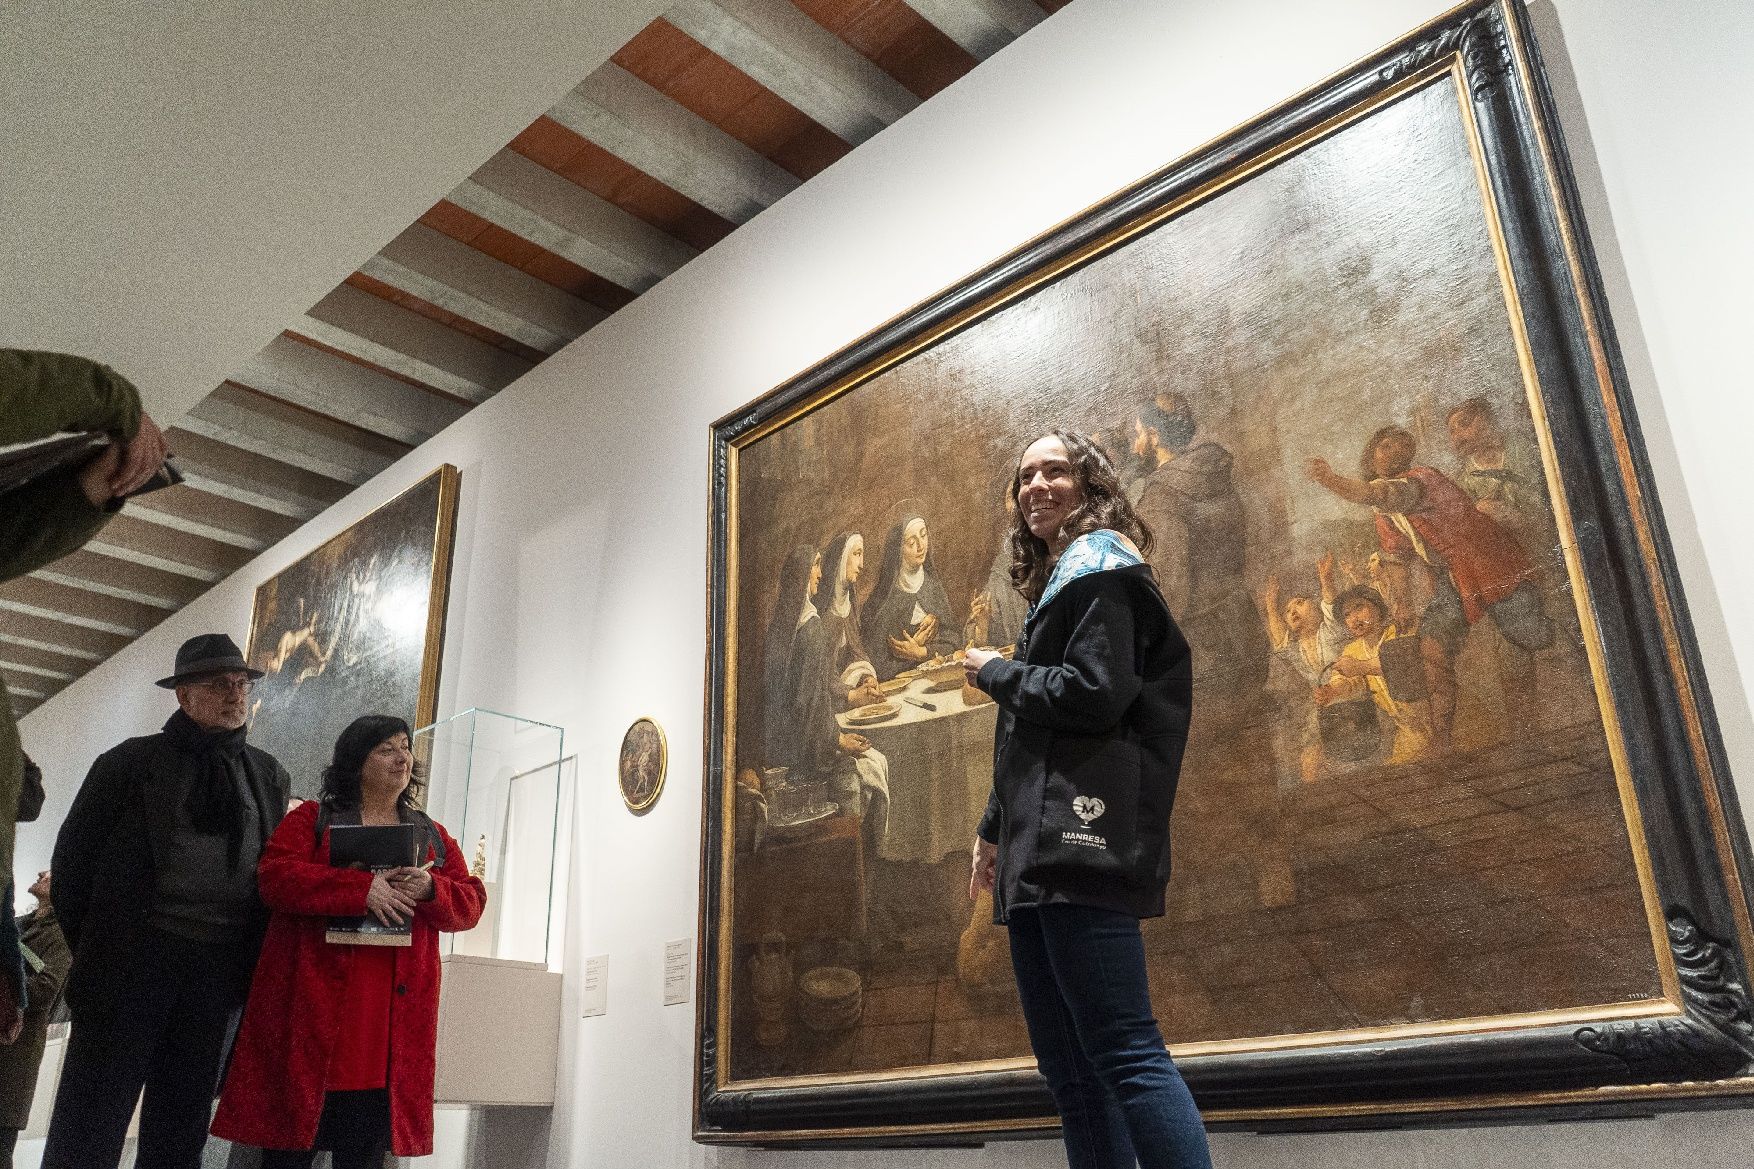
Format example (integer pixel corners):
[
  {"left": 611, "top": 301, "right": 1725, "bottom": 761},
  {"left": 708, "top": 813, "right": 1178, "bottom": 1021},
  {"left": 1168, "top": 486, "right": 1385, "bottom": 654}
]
[
  {"left": 975, "top": 563, "right": 1191, "bottom": 920},
  {"left": 51, "top": 732, "right": 290, "bottom": 1019}
]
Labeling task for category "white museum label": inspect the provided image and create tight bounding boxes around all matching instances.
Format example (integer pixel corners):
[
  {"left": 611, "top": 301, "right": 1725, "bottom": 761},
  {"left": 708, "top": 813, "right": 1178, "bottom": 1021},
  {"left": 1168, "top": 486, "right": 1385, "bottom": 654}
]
[
  {"left": 663, "top": 938, "right": 692, "bottom": 1006},
  {"left": 582, "top": 954, "right": 608, "bottom": 1018}
]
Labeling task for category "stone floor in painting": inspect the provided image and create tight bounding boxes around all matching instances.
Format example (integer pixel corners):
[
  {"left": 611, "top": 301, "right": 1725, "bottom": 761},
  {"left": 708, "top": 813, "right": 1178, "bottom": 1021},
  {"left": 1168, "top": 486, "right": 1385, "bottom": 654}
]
[
  {"left": 729, "top": 718, "right": 1664, "bottom": 1081},
  {"left": 1149, "top": 716, "right": 1663, "bottom": 1046}
]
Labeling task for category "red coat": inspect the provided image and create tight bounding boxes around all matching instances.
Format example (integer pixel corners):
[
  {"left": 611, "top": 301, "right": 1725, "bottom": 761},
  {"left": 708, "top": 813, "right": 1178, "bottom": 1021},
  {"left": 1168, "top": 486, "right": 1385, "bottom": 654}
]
[
  {"left": 211, "top": 800, "right": 485, "bottom": 1155},
  {"left": 1374, "top": 464, "right": 1536, "bottom": 624}
]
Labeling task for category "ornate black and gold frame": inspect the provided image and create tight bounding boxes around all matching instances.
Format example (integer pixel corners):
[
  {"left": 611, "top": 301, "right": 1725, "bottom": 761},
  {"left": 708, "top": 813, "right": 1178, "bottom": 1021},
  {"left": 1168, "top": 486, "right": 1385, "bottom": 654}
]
[{"left": 697, "top": 0, "right": 1754, "bottom": 1142}]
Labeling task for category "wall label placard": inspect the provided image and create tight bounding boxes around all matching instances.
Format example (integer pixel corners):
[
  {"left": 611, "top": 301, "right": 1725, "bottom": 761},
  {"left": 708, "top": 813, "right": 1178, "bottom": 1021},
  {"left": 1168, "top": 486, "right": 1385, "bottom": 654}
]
[
  {"left": 663, "top": 938, "right": 692, "bottom": 1007},
  {"left": 582, "top": 954, "right": 608, "bottom": 1018}
]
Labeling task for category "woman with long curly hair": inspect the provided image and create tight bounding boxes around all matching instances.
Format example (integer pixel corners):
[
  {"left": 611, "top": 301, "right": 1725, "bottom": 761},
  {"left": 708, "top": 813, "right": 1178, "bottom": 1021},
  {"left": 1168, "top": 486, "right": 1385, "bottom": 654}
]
[{"left": 964, "top": 430, "right": 1211, "bottom": 1169}]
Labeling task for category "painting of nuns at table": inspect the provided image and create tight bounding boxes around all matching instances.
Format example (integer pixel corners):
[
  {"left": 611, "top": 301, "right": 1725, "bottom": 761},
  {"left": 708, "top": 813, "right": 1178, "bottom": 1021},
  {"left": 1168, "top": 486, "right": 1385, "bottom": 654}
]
[
  {"left": 702, "top": 6, "right": 1754, "bottom": 1126},
  {"left": 761, "top": 545, "right": 890, "bottom": 852},
  {"left": 861, "top": 510, "right": 960, "bottom": 680}
]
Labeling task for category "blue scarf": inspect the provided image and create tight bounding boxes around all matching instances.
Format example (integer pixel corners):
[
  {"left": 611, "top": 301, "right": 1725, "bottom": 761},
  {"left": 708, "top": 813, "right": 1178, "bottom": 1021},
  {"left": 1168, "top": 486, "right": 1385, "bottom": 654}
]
[{"left": 1030, "top": 529, "right": 1145, "bottom": 620}]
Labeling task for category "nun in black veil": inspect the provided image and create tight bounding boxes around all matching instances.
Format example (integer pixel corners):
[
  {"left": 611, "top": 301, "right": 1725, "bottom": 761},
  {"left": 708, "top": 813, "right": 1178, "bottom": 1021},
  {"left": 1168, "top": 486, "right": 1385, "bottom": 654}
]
[
  {"left": 861, "top": 511, "right": 959, "bottom": 680},
  {"left": 761, "top": 544, "right": 889, "bottom": 849},
  {"left": 760, "top": 547, "right": 822, "bottom": 771},
  {"left": 814, "top": 532, "right": 881, "bottom": 709}
]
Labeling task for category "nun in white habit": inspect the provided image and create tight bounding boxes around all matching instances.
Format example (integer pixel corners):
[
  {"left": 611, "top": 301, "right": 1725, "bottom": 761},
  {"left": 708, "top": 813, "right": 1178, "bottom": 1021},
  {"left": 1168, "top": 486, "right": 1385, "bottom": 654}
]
[{"left": 862, "top": 513, "right": 960, "bottom": 680}]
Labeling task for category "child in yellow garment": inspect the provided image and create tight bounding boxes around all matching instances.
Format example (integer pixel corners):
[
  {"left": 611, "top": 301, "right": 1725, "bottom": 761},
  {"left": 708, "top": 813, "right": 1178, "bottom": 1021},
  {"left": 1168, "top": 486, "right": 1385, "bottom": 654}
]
[
  {"left": 1262, "top": 552, "right": 1350, "bottom": 782},
  {"left": 1314, "top": 585, "right": 1433, "bottom": 764}
]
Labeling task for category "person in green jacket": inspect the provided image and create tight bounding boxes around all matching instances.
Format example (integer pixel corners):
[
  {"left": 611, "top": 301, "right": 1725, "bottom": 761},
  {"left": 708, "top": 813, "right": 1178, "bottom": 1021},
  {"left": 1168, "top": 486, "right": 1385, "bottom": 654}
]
[{"left": 0, "top": 348, "right": 167, "bottom": 1027}]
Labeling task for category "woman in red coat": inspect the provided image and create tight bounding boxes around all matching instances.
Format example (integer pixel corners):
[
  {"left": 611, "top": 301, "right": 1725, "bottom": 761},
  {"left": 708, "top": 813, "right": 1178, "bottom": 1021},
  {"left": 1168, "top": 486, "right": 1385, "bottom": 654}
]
[{"left": 212, "top": 714, "right": 485, "bottom": 1167}]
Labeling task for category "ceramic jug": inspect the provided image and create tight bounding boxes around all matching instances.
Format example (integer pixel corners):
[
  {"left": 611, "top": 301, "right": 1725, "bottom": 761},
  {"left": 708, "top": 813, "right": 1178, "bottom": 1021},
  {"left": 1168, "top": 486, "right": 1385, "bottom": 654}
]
[{"left": 749, "top": 931, "right": 792, "bottom": 1047}]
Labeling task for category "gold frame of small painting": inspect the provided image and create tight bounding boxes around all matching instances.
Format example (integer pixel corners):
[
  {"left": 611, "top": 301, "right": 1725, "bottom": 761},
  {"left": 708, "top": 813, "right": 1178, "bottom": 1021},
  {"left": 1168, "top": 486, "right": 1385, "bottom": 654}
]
[{"left": 619, "top": 716, "right": 668, "bottom": 814}]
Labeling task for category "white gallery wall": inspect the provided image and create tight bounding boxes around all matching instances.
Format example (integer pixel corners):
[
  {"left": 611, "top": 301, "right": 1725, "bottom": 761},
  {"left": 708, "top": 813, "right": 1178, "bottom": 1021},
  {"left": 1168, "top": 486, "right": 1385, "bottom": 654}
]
[{"left": 17, "top": 0, "right": 1754, "bottom": 1166}]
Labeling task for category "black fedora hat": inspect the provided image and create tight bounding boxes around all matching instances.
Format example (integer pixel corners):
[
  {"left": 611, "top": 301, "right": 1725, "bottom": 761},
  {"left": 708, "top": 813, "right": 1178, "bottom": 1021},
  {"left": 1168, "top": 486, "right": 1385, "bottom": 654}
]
[{"left": 154, "top": 633, "right": 265, "bottom": 689}]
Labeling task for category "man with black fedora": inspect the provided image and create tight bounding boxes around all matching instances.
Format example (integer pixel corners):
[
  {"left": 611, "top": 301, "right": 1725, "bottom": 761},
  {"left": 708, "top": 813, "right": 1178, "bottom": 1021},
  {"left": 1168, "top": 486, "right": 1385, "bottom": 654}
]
[{"left": 44, "top": 634, "right": 291, "bottom": 1169}]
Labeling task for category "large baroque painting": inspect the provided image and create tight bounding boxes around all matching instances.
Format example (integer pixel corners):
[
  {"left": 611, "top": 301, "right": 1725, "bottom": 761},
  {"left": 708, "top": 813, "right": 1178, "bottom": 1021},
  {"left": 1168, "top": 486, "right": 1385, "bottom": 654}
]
[
  {"left": 698, "top": 1, "right": 1754, "bottom": 1142},
  {"left": 246, "top": 466, "right": 460, "bottom": 798}
]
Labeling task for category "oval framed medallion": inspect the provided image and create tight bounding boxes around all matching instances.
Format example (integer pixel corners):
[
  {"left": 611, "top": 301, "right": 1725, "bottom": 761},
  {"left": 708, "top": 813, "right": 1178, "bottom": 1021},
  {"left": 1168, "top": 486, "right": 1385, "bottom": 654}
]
[{"left": 618, "top": 717, "right": 667, "bottom": 814}]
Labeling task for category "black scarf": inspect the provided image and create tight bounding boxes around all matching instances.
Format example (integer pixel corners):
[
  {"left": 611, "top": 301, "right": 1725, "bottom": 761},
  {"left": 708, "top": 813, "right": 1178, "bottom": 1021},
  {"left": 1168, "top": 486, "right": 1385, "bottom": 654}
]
[{"left": 162, "top": 709, "right": 257, "bottom": 872}]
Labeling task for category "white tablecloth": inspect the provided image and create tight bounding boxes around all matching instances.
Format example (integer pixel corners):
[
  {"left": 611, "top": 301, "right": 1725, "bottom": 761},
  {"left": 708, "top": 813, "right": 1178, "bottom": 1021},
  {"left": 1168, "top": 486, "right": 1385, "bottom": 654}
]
[{"left": 839, "top": 674, "right": 998, "bottom": 863}]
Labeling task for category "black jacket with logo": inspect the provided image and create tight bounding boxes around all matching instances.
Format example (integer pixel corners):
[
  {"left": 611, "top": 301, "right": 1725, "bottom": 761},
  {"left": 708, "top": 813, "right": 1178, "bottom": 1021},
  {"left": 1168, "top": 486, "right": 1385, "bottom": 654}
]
[{"left": 975, "top": 562, "right": 1191, "bottom": 921}]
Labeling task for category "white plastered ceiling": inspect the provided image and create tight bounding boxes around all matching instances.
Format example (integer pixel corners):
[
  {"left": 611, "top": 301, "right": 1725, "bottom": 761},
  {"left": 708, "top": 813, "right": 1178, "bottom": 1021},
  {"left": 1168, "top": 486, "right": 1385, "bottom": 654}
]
[
  {"left": 2, "top": 0, "right": 668, "bottom": 415},
  {"left": 1, "top": 0, "right": 1058, "bottom": 713}
]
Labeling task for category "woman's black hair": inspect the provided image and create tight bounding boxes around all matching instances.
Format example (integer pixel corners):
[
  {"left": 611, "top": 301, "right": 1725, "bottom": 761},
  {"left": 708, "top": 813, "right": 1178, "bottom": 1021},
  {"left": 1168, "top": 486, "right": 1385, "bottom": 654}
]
[
  {"left": 1007, "top": 430, "right": 1153, "bottom": 603},
  {"left": 319, "top": 714, "right": 423, "bottom": 813}
]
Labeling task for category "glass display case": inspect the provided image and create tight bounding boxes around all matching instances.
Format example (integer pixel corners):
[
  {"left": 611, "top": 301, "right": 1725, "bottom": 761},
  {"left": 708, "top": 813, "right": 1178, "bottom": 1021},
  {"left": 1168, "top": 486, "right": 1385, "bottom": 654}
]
[{"left": 414, "top": 707, "right": 565, "bottom": 967}]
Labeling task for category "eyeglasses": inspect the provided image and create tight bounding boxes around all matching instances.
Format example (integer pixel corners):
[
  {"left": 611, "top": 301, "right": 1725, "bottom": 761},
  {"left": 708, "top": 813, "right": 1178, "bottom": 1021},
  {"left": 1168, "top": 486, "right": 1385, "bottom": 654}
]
[{"left": 192, "top": 677, "right": 256, "bottom": 696}]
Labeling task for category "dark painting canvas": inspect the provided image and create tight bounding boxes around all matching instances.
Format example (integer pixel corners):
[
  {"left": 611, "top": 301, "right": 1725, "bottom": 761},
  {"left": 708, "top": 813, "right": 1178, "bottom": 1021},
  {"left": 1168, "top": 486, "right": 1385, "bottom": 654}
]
[
  {"left": 700, "top": 1, "right": 1754, "bottom": 1139},
  {"left": 246, "top": 466, "right": 459, "bottom": 798}
]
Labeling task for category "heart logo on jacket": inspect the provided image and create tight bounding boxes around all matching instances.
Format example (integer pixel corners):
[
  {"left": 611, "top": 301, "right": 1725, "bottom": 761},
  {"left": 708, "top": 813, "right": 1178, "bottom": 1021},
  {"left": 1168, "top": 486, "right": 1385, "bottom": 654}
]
[{"left": 1072, "top": 796, "right": 1106, "bottom": 824}]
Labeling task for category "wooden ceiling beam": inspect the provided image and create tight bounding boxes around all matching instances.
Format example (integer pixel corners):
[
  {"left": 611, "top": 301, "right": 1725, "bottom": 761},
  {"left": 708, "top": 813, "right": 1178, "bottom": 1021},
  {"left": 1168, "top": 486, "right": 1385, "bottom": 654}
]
[
  {"left": 551, "top": 63, "right": 801, "bottom": 222},
  {"left": 1, "top": 667, "right": 66, "bottom": 705},
  {"left": 363, "top": 225, "right": 604, "bottom": 355},
  {"left": 161, "top": 428, "right": 349, "bottom": 522},
  {"left": 0, "top": 641, "right": 91, "bottom": 682},
  {"left": 295, "top": 284, "right": 534, "bottom": 406},
  {"left": 32, "top": 549, "right": 200, "bottom": 610},
  {"left": 0, "top": 576, "right": 167, "bottom": 639},
  {"left": 0, "top": 611, "right": 130, "bottom": 661},
  {"left": 900, "top": 0, "right": 1043, "bottom": 59},
  {"left": 86, "top": 514, "right": 250, "bottom": 584},
  {"left": 666, "top": 0, "right": 920, "bottom": 143},
  {"left": 126, "top": 485, "right": 292, "bottom": 552},
  {"left": 455, "top": 149, "right": 699, "bottom": 292},
  {"left": 181, "top": 384, "right": 404, "bottom": 488},
  {"left": 232, "top": 336, "right": 468, "bottom": 447}
]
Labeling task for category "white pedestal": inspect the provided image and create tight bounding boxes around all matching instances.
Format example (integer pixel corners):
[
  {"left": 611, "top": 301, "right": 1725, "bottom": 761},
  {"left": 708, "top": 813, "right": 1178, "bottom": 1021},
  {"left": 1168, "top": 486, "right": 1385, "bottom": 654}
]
[
  {"left": 450, "top": 880, "right": 501, "bottom": 958},
  {"left": 433, "top": 954, "right": 561, "bottom": 1106}
]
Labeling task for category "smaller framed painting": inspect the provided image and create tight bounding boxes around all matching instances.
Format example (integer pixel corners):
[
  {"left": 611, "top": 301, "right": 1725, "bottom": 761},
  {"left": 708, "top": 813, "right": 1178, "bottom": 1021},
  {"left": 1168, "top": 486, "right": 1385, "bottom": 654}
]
[
  {"left": 246, "top": 464, "right": 460, "bottom": 799},
  {"left": 620, "top": 717, "right": 668, "bottom": 814}
]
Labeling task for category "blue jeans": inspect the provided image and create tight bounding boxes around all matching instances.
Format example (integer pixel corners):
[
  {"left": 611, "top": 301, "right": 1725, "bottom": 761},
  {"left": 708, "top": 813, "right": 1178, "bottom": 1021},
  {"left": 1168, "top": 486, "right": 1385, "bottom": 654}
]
[{"left": 1008, "top": 905, "right": 1212, "bottom": 1169}]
